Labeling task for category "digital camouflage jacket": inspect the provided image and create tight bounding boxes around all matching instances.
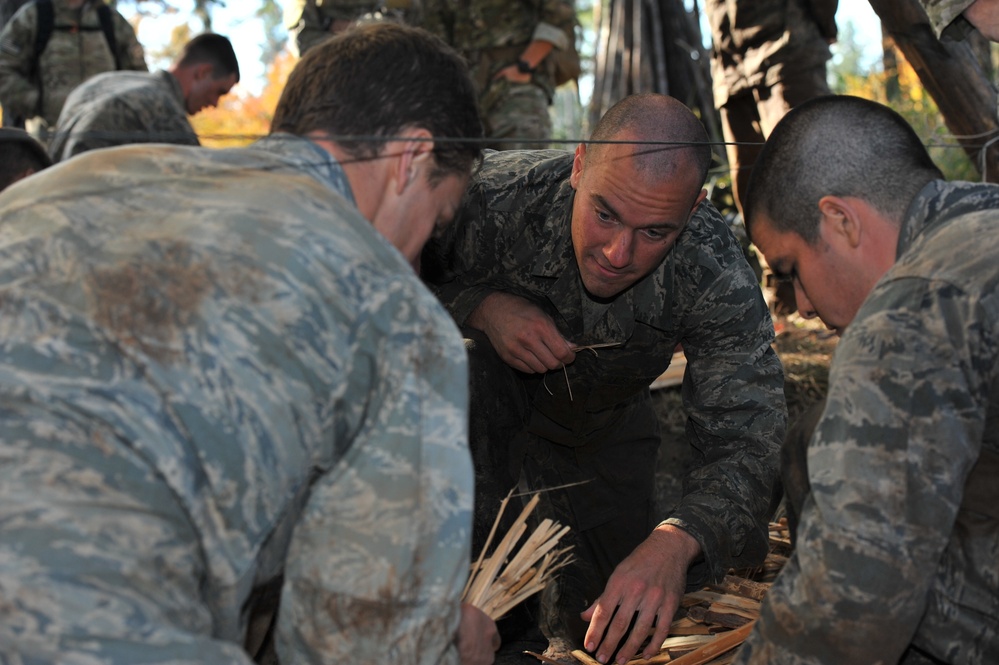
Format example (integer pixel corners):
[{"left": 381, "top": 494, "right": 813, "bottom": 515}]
[
  {"left": 423, "top": 149, "right": 786, "bottom": 584},
  {"left": 0, "top": 134, "right": 473, "bottom": 664},
  {"left": 49, "top": 69, "right": 198, "bottom": 161},
  {"left": 737, "top": 179, "right": 999, "bottom": 664}
]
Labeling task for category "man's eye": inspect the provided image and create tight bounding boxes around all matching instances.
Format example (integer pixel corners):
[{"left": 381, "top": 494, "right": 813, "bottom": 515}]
[{"left": 595, "top": 210, "right": 612, "bottom": 222}]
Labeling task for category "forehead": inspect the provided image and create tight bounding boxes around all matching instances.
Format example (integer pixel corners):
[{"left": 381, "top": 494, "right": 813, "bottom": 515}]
[
  {"left": 750, "top": 215, "right": 801, "bottom": 261},
  {"left": 581, "top": 142, "right": 699, "bottom": 222}
]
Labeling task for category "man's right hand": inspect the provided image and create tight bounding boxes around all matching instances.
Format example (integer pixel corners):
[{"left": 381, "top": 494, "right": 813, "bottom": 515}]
[{"left": 467, "top": 291, "right": 576, "bottom": 373}]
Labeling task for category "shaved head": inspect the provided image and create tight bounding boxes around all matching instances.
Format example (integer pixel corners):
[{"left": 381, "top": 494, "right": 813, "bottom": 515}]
[
  {"left": 744, "top": 95, "right": 942, "bottom": 245},
  {"left": 586, "top": 93, "right": 712, "bottom": 187}
]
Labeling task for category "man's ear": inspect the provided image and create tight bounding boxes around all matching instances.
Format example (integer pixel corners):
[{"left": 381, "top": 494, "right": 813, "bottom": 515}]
[
  {"left": 818, "top": 195, "right": 862, "bottom": 248},
  {"left": 393, "top": 127, "right": 435, "bottom": 196},
  {"left": 569, "top": 142, "right": 586, "bottom": 189}
]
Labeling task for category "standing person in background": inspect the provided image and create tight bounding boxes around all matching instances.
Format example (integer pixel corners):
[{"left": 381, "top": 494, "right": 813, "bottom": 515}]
[
  {"left": 0, "top": 0, "right": 31, "bottom": 127},
  {"left": 704, "top": 0, "right": 837, "bottom": 314},
  {"left": 283, "top": 0, "right": 420, "bottom": 56},
  {"left": 0, "top": 0, "right": 146, "bottom": 136},
  {"left": 0, "top": 22, "right": 499, "bottom": 665},
  {"left": 421, "top": 0, "right": 578, "bottom": 150},
  {"left": 49, "top": 32, "right": 239, "bottom": 161}
]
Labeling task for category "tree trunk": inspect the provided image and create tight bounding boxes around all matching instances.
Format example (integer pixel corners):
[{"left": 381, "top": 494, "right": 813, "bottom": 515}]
[
  {"left": 869, "top": 0, "right": 999, "bottom": 182},
  {"left": 587, "top": 0, "right": 718, "bottom": 143}
]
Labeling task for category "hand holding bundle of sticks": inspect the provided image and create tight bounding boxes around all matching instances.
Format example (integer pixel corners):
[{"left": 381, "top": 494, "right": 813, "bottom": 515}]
[{"left": 462, "top": 491, "right": 574, "bottom": 620}]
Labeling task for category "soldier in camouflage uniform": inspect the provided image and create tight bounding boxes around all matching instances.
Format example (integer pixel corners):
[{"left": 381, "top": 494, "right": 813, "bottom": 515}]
[
  {"left": 0, "top": 0, "right": 146, "bottom": 135},
  {"left": 49, "top": 32, "right": 239, "bottom": 162},
  {"left": 921, "top": 0, "right": 999, "bottom": 41},
  {"left": 0, "top": 22, "right": 500, "bottom": 665},
  {"left": 420, "top": 0, "right": 576, "bottom": 151},
  {"left": 422, "top": 93, "right": 785, "bottom": 664},
  {"left": 283, "top": 0, "right": 421, "bottom": 56},
  {"left": 736, "top": 95, "right": 999, "bottom": 664}
]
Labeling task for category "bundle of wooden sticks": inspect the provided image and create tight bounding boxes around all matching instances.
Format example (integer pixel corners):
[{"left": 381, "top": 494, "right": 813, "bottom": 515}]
[{"left": 462, "top": 491, "right": 574, "bottom": 621}]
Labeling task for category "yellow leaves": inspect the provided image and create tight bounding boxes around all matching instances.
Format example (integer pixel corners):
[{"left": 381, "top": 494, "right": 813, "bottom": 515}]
[{"left": 192, "top": 49, "right": 299, "bottom": 148}]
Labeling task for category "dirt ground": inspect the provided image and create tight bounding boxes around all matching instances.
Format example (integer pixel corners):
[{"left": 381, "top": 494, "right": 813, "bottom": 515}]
[{"left": 652, "top": 317, "right": 839, "bottom": 514}]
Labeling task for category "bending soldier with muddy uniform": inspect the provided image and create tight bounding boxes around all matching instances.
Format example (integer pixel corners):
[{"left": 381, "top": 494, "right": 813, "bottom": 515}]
[
  {"left": 0, "top": 23, "right": 499, "bottom": 665},
  {"left": 423, "top": 92, "right": 786, "bottom": 665}
]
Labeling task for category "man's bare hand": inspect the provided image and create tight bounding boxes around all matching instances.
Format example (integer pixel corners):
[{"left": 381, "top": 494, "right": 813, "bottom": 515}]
[
  {"left": 580, "top": 525, "right": 702, "bottom": 664},
  {"left": 458, "top": 603, "right": 500, "bottom": 665},
  {"left": 467, "top": 291, "right": 575, "bottom": 373}
]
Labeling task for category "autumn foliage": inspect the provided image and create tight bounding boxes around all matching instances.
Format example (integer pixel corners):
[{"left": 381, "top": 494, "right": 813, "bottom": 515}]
[{"left": 191, "top": 49, "right": 298, "bottom": 148}]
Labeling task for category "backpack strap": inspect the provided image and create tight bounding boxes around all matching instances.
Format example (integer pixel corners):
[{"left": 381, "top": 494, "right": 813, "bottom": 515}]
[
  {"left": 95, "top": 2, "right": 119, "bottom": 69},
  {"left": 32, "top": 0, "right": 53, "bottom": 68},
  {"left": 34, "top": 0, "right": 120, "bottom": 69}
]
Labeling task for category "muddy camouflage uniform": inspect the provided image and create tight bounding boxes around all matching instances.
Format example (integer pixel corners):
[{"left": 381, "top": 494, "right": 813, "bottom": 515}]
[
  {"left": 0, "top": 134, "right": 473, "bottom": 664},
  {"left": 0, "top": 0, "right": 146, "bottom": 130},
  {"left": 48, "top": 69, "right": 198, "bottom": 161},
  {"left": 421, "top": 0, "right": 575, "bottom": 150},
  {"left": 737, "top": 179, "right": 999, "bottom": 665},
  {"left": 920, "top": 0, "right": 977, "bottom": 40},
  {"left": 422, "top": 149, "right": 785, "bottom": 650}
]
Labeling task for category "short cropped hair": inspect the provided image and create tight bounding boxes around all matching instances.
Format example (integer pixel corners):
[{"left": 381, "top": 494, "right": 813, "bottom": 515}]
[
  {"left": 270, "top": 23, "right": 483, "bottom": 181},
  {"left": 744, "top": 95, "right": 942, "bottom": 244},
  {"left": 175, "top": 33, "right": 240, "bottom": 82},
  {"left": 588, "top": 93, "right": 712, "bottom": 187},
  {"left": 0, "top": 128, "right": 52, "bottom": 192}
]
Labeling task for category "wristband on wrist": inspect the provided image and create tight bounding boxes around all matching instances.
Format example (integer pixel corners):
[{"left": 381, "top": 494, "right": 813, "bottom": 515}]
[{"left": 516, "top": 58, "right": 536, "bottom": 74}]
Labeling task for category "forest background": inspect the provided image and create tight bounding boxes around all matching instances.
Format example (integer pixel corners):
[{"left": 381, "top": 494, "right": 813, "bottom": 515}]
[
  {"left": 91, "top": 0, "right": 996, "bottom": 188},
  {"left": 1, "top": 0, "right": 994, "bottom": 188}
]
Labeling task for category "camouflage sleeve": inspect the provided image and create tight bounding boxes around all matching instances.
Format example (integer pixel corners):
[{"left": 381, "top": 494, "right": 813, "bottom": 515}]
[
  {"left": 666, "top": 256, "right": 785, "bottom": 587},
  {"left": 276, "top": 278, "right": 473, "bottom": 665},
  {"left": 0, "top": 3, "right": 40, "bottom": 120},
  {"left": 919, "top": 0, "right": 976, "bottom": 39},
  {"left": 736, "top": 275, "right": 991, "bottom": 664},
  {"left": 111, "top": 10, "right": 148, "bottom": 72},
  {"left": 534, "top": 0, "right": 575, "bottom": 49}
]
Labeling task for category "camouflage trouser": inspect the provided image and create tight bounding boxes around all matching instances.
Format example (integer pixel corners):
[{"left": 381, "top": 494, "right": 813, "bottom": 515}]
[
  {"left": 462, "top": 329, "right": 660, "bottom": 656},
  {"left": 481, "top": 80, "right": 553, "bottom": 151}
]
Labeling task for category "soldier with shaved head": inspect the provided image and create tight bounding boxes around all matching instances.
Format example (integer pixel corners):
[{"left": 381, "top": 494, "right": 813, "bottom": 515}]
[
  {"left": 422, "top": 92, "right": 785, "bottom": 665},
  {"left": 736, "top": 94, "right": 999, "bottom": 664}
]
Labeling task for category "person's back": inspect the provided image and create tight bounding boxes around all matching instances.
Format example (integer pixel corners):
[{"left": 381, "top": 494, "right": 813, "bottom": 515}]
[
  {"left": 0, "top": 0, "right": 147, "bottom": 133},
  {"left": 48, "top": 32, "right": 239, "bottom": 161},
  {"left": 0, "top": 22, "right": 494, "bottom": 664}
]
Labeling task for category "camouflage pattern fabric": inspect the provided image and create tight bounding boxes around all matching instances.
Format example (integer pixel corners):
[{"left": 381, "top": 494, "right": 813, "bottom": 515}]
[
  {"left": 0, "top": 0, "right": 147, "bottom": 128},
  {"left": 421, "top": 0, "right": 575, "bottom": 149},
  {"left": 48, "top": 69, "right": 198, "bottom": 162},
  {"left": 704, "top": 0, "right": 836, "bottom": 106},
  {"left": 0, "top": 134, "right": 473, "bottom": 664},
  {"left": 920, "top": 0, "right": 977, "bottom": 39},
  {"left": 736, "top": 179, "right": 999, "bottom": 664},
  {"left": 422, "top": 149, "right": 785, "bottom": 594},
  {"left": 283, "top": 0, "right": 420, "bottom": 55}
]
